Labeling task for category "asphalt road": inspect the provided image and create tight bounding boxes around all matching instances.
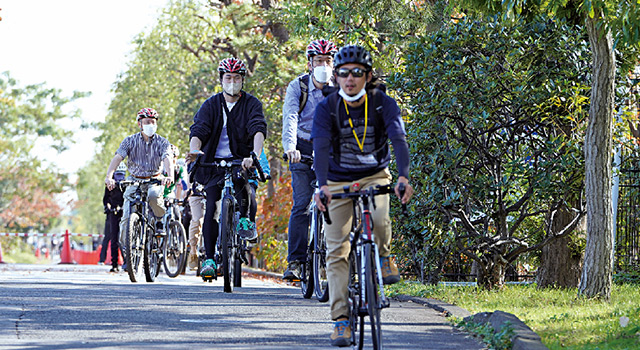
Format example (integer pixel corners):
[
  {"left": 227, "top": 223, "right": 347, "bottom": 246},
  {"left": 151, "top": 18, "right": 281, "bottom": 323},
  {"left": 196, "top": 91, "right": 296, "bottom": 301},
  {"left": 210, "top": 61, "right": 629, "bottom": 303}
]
[{"left": 0, "top": 264, "right": 485, "bottom": 350}]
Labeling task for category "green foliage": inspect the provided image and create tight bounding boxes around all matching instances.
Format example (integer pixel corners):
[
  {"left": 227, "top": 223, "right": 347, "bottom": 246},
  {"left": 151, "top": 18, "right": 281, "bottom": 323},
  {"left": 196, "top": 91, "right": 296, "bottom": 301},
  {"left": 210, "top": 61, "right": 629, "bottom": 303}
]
[
  {"left": 0, "top": 72, "right": 87, "bottom": 231},
  {"left": 388, "top": 282, "right": 640, "bottom": 349},
  {"left": 390, "top": 16, "right": 592, "bottom": 289},
  {"left": 75, "top": 0, "right": 305, "bottom": 234},
  {"left": 455, "top": 318, "right": 513, "bottom": 350}
]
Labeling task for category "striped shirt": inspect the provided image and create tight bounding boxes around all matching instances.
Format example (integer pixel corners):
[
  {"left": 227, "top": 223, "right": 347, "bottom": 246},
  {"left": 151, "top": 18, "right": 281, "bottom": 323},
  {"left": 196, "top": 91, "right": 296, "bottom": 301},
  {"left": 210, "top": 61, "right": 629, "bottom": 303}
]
[{"left": 115, "top": 132, "right": 171, "bottom": 178}]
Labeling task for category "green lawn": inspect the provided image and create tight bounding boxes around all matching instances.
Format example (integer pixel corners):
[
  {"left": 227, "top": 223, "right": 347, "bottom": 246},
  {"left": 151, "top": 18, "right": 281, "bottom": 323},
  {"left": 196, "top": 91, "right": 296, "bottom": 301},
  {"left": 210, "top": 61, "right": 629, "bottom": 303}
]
[{"left": 387, "top": 282, "right": 640, "bottom": 349}]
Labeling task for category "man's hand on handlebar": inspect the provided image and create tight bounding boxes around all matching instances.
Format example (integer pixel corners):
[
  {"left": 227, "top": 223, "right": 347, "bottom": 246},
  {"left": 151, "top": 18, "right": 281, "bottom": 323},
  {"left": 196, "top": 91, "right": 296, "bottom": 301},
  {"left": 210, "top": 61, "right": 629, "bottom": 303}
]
[
  {"left": 105, "top": 177, "right": 116, "bottom": 191},
  {"left": 284, "top": 149, "right": 301, "bottom": 164},
  {"left": 185, "top": 150, "right": 204, "bottom": 164},
  {"left": 241, "top": 156, "right": 254, "bottom": 170},
  {"left": 314, "top": 185, "right": 332, "bottom": 212},
  {"left": 395, "top": 176, "right": 414, "bottom": 204}
]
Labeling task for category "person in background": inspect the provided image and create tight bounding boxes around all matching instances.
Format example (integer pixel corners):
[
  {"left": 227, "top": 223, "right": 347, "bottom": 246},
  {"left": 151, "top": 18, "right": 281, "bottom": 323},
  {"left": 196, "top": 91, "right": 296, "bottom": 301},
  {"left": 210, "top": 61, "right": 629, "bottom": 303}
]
[{"left": 101, "top": 163, "right": 126, "bottom": 272}]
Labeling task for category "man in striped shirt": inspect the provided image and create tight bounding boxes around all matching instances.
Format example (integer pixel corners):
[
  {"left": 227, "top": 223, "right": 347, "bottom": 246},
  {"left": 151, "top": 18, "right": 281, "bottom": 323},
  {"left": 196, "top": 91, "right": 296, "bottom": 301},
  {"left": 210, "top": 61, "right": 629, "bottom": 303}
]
[{"left": 104, "top": 108, "right": 174, "bottom": 239}]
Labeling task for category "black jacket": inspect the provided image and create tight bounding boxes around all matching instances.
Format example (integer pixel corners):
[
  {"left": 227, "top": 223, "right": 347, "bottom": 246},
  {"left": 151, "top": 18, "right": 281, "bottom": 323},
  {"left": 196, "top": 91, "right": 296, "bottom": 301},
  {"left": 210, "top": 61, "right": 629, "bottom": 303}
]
[
  {"left": 102, "top": 185, "right": 124, "bottom": 214},
  {"left": 189, "top": 91, "right": 267, "bottom": 187}
]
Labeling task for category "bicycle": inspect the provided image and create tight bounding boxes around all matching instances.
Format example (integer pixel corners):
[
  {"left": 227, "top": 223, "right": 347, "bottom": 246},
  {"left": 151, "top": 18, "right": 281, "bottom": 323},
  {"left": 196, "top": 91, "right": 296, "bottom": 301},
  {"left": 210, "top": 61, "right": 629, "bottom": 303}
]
[
  {"left": 189, "top": 152, "right": 266, "bottom": 293},
  {"left": 322, "top": 182, "right": 406, "bottom": 350},
  {"left": 119, "top": 178, "right": 162, "bottom": 283},
  {"left": 283, "top": 153, "right": 329, "bottom": 302},
  {"left": 161, "top": 197, "right": 188, "bottom": 277}
]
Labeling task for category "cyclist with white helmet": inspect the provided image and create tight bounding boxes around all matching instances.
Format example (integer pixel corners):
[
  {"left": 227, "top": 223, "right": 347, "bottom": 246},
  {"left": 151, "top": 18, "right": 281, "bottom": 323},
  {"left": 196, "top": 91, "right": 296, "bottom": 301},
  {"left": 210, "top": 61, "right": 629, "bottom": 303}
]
[
  {"left": 186, "top": 58, "right": 267, "bottom": 280},
  {"left": 105, "top": 107, "right": 174, "bottom": 241},
  {"left": 282, "top": 39, "right": 338, "bottom": 281}
]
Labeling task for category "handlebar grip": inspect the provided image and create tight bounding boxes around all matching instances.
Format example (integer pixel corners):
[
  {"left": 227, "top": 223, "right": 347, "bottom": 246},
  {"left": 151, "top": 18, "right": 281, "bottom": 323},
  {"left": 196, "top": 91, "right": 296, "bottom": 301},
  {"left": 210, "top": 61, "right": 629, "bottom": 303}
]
[
  {"left": 320, "top": 192, "right": 332, "bottom": 225},
  {"left": 251, "top": 151, "right": 267, "bottom": 182},
  {"left": 398, "top": 182, "right": 408, "bottom": 216}
]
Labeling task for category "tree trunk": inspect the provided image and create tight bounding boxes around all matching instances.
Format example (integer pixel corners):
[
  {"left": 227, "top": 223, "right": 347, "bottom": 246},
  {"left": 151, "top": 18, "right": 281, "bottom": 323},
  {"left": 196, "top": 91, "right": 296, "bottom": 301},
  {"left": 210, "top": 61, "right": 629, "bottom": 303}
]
[
  {"left": 578, "top": 13, "right": 616, "bottom": 299},
  {"left": 537, "top": 207, "right": 585, "bottom": 288},
  {"left": 476, "top": 258, "right": 506, "bottom": 290}
]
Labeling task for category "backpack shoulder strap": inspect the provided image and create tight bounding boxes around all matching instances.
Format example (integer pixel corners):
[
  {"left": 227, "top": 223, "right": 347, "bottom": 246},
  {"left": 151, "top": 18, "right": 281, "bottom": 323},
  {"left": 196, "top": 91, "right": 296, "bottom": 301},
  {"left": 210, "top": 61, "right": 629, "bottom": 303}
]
[
  {"left": 368, "top": 88, "right": 388, "bottom": 152},
  {"left": 298, "top": 74, "right": 310, "bottom": 115}
]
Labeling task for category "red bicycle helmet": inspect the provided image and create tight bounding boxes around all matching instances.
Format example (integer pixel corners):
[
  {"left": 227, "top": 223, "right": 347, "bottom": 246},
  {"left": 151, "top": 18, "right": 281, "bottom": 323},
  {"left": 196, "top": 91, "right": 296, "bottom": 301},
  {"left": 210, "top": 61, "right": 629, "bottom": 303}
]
[
  {"left": 218, "top": 58, "right": 247, "bottom": 77},
  {"left": 136, "top": 107, "right": 158, "bottom": 121},
  {"left": 306, "top": 39, "right": 338, "bottom": 60}
]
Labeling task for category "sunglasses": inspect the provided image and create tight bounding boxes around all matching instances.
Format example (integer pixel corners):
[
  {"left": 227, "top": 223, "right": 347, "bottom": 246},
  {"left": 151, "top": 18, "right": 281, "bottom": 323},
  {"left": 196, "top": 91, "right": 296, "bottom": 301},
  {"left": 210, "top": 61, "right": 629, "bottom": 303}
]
[{"left": 335, "top": 67, "right": 367, "bottom": 78}]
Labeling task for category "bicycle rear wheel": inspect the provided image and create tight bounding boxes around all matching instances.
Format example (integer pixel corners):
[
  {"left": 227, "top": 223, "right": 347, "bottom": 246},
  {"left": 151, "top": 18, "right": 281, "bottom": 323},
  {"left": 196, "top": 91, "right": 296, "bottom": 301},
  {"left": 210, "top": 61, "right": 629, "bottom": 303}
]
[
  {"left": 164, "top": 221, "right": 187, "bottom": 277},
  {"left": 365, "top": 244, "right": 382, "bottom": 349},
  {"left": 301, "top": 230, "right": 314, "bottom": 298},
  {"left": 220, "top": 197, "right": 235, "bottom": 293},
  {"left": 125, "top": 213, "right": 145, "bottom": 282},
  {"left": 313, "top": 210, "right": 329, "bottom": 302}
]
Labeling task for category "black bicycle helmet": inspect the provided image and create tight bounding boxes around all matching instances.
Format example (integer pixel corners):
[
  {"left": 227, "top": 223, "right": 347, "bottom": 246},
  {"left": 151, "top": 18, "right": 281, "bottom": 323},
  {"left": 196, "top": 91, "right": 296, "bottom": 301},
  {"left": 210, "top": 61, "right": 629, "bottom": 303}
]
[{"left": 333, "top": 45, "right": 372, "bottom": 71}]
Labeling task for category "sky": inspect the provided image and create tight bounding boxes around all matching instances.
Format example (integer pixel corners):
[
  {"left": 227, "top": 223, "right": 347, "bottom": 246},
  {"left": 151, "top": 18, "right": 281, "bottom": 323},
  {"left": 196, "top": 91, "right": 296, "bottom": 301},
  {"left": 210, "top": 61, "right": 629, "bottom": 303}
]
[{"left": 0, "top": 0, "right": 167, "bottom": 178}]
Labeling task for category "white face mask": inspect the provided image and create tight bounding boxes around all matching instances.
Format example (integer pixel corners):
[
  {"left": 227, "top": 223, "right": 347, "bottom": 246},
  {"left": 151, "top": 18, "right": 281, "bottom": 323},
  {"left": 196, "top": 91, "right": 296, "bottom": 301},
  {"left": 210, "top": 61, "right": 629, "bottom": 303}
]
[
  {"left": 339, "top": 86, "right": 366, "bottom": 102},
  {"left": 222, "top": 81, "right": 242, "bottom": 96},
  {"left": 142, "top": 123, "right": 157, "bottom": 137},
  {"left": 313, "top": 66, "right": 332, "bottom": 84}
]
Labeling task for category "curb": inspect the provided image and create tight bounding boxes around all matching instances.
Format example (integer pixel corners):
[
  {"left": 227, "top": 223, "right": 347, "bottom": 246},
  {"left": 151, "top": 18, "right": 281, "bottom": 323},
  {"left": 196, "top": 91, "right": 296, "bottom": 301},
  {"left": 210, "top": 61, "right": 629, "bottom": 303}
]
[
  {"left": 242, "top": 266, "right": 285, "bottom": 280},
  {"left": 392, "top": 295, "right": 548, "bottom": 350}
]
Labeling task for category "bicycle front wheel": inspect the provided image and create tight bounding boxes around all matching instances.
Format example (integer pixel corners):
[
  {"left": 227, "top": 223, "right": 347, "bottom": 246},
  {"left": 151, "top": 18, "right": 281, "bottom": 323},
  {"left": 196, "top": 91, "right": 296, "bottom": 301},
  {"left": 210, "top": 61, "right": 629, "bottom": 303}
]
[
  {"left": 220, "top": 197, "right": 235, "bottom": 293},
  {"left": 144, "top": 228, "right": 160, "bottom": 282},
  {"left": 348, "top": 250, "right": 364, "bottom": 349},
  {"left": 125, "top": 213, "right": 145, "bottom": 283},
  {"left": 365, "top": 244, "right": 382, "bottom": 349},
  {"left": 313, "top": 210, "right": 329, "bottom": 302},
  {"left": 164, "top": 221, "right": 187, "bottom": 278}
]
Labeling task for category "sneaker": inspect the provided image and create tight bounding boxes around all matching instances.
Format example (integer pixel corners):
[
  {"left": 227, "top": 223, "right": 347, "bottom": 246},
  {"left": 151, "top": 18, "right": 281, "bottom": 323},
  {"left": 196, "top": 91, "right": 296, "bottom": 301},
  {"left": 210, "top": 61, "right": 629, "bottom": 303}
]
[
  {"left": 283, "top": 261, "right": 302, "bottom": 281},
  {"left": 380, "top": 256, "right": 401, "bottom": 285},
  {"left": 98, "top": 261, "right": 105, "bottom": 265},
  {"left": 155, "top": 221, "right": 165, "bottom": 236},
  {"left": 188, "top": 254, "right": 198, "bottom": 270},
  {"left": 109, "top": 266, "right": 119, "bottom": 273},
  {"left": 330, "top": 319, "right": 351, "bottom": 347},
  {"left": 237, "top": 217, "right": 257, "bottom": 241},
  {"left": 200, "top": 259, "right": 217, "bottom": 279}
]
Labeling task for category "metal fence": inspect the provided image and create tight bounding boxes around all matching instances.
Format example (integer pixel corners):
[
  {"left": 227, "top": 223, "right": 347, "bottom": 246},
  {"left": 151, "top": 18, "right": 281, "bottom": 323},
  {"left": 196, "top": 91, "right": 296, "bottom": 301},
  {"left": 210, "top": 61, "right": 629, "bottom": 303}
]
[{"left": 616, "top": 152, "right": 640, "bottom": 271}]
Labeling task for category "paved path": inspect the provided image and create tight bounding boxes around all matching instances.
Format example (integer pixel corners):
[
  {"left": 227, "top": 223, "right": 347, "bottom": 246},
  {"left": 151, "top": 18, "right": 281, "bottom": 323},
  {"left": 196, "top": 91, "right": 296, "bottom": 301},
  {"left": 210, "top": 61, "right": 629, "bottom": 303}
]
[{"left": 0, "top": 264, "right": 485, "bottom": 349}]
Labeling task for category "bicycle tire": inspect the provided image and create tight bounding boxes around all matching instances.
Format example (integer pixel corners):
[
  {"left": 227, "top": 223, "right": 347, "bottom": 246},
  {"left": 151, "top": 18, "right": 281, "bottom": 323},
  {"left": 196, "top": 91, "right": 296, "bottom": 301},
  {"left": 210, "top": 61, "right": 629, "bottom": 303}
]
[
  {"left": 348, "top": 250, "right": 364, "bottom": 349},
  {"left": 313, "top": 210, "right": 329, "bottom": 302},
  {"left": 125, "top": 213, "right": 145, "bottom": 282},
  {"left": 144, "top": 228, "right": 160, "bottom": 282},
  {"left": 233, "top": 248, "right": 242, "bottom": 287},
  {"left": 164, "top": 221, "right": 187, "bottom": 277},
  {"left": 220, "top": 197, "right": 234, "bottom": 293},
  {"left": 365, "top": 244, "right": 382, "bottom": 350},
  {"left": 301, "top": 246, "right": 314, "bottom": 299}
]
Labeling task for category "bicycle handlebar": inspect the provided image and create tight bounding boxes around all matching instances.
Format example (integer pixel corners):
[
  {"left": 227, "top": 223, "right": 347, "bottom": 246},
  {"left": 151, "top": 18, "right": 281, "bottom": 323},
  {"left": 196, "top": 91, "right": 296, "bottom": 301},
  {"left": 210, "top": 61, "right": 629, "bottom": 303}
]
[
  {"left": 283, "top": 153, "right": 314, "bottom": 167},
  {"left": 119, "top": 178, "right": 162, "bottom": 187},
  {"left": 188, "top": 153, "right": 267, "bottom": 187},
  {"left": 321, "top": 183, "right": 402, "bottom": 225}
]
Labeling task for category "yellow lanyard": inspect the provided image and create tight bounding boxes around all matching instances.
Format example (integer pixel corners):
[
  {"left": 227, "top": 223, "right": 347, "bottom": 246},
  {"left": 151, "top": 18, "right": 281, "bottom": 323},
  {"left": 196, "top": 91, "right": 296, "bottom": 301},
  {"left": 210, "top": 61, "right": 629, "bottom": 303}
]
[{"left": 344, "top": 94, "right": 368, "bottom": 152}]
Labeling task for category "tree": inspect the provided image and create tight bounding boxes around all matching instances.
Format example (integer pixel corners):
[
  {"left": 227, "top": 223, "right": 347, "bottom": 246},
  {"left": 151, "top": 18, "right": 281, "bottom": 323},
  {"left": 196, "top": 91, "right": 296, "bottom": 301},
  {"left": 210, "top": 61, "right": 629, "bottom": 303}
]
[
  {"left": 392, "top": 16, "right": 591, "bottom": 289},
  {"left": 459, "top": 0, "right": 640, "bottom": 301},
  {"left": 0, "top": 72, "right": 87, "bottom": 231}
]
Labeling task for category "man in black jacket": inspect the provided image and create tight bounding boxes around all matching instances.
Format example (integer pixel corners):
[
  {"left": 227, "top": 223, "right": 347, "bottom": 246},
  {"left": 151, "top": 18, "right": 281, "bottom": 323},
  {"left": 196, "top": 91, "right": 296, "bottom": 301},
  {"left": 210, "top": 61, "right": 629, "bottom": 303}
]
[
  {"left": 101, "top": 164, "right": 126, "bottom": 272},
  {"left": 186, "top": 57, "right": 267, "bottom": 280}
]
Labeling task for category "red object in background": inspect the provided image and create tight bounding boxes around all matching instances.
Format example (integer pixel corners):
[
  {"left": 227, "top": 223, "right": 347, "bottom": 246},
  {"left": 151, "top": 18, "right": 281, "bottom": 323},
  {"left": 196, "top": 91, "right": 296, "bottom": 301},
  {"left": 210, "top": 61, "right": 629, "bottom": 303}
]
[{"left": 59, "top": 230, "right": 76, "bottom": 264}]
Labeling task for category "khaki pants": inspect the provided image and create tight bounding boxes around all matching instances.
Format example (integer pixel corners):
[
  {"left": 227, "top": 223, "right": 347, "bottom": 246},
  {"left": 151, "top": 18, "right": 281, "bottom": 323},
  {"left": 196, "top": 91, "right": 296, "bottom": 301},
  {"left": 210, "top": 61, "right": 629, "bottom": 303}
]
[
  {"left": 188, "top": 195, "right": 206, "bottom": 255},
  {"left": 326, "top": 168, "right": 392, "bottom": 320}
]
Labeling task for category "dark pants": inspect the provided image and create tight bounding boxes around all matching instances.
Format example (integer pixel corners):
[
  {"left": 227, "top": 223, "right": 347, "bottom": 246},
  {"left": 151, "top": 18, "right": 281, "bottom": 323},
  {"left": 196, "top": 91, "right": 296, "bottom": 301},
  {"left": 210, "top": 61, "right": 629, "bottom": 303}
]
[
  {"left": 202, "top": 170, "right": 255, "bottom": 260},
  {"left": 287, "top": 162, "right": 315, "bottom": 263},
  {"left": 101, "top": 211, "right": 122, "bottom": 266}
]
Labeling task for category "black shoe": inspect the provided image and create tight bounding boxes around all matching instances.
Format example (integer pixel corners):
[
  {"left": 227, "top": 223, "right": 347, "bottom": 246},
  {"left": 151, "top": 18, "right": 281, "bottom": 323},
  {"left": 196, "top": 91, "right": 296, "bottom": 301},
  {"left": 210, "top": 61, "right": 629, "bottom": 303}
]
[
  {"left": 110, "top": 266, "right": 119, "bottom": 273},
  {"left": 283, "top": 261, "right": 302, "bottom": 281}
]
